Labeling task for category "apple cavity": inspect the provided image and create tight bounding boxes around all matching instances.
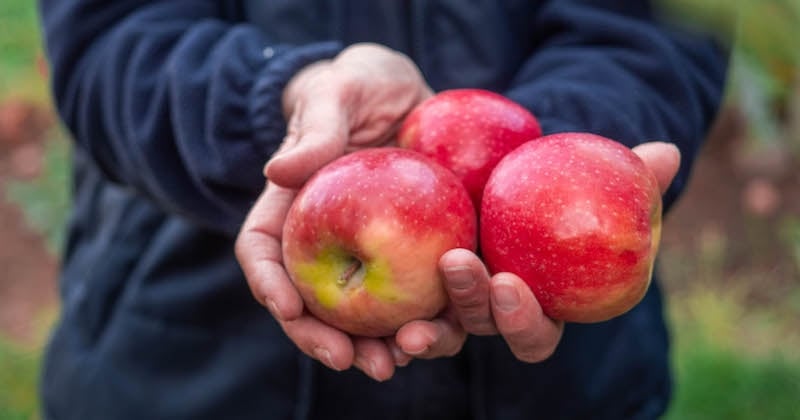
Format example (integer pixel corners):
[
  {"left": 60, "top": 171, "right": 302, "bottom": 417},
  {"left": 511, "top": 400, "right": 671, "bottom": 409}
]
[
  {"left": 398, "top": 89, "right": 541, "bottom": 208},
  {"left": 282, "top": 148, "right": 477, "bottom": 337},
  {"left": 480, "top": 133, "right": 663, "bottom": 323}
]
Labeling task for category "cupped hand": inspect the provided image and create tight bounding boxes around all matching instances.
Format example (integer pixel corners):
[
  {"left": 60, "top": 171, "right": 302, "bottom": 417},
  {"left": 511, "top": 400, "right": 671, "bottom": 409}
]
[
  {"left": 265, "top": 42, "right": 433, "bottom": 189},
  {"left": 237, "top": 141, "right": 680, "bottom": 378},
  {"left": 237, "top": 181, "right": 403, "bottom": 382},
  {"left": 391, "top": 141, "right": 682, "bottom": 363},
  {"left": 237, "top": 43, "right": 432, "bottom": 382},
  {"left": 239, "top": 52, "right": 682, "bottom": 379}
]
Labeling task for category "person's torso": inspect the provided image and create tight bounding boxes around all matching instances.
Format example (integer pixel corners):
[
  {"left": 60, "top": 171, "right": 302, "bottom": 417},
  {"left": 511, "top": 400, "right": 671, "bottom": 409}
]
[
  {"left": 241, "top": 0, "right": 543, "bottom": 92},
  {"left": 43, "top": 2, "right": 672, "bottom": 419}
]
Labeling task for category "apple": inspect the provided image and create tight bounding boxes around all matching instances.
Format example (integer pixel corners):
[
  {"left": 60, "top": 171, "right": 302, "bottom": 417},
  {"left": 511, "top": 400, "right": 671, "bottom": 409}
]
[
  {"left": 480, "top": 132, "right": 663, "bottom": 323},
  {"left": 282, "top": 148, "right": 477, "bottom": 337},
  {"left": 398, "top": 88, "right": 542, "bottom": 208}
]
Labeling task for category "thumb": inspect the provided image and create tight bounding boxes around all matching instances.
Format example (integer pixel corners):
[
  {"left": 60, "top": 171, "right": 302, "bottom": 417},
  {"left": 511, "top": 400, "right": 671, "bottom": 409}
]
[
  {"left": 631, "top": 142, "right": 681, "bottom": 195},
  {"left": 265, "top": 99, "right": 349, "bottom": 189}
]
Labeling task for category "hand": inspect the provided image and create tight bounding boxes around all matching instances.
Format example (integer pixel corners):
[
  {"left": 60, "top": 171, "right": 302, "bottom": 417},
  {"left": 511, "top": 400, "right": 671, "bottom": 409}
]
[
  {"left": 237, "top": 44, "right": 432, "bottom": 382},
  {"left": 265, "top": 42, "right": 433, "bottom": 189},
  {"left": 237, "top": 181, "right": 406, "bottom": 381},
  {"left": 390, "top": 141, "right": 682, "bottom": 363}
]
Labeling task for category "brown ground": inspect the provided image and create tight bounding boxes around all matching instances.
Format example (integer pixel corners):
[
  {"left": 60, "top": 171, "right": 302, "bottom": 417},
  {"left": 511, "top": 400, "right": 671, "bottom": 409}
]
[
  {"left": 0, "top": 99, "right": 58, "bottom": 344},
  {"left": 0, "top": 100, "right": 797, "bottom": 344},
  {"left": 661, "top": 107, "right": 800, "bottom": 303}
]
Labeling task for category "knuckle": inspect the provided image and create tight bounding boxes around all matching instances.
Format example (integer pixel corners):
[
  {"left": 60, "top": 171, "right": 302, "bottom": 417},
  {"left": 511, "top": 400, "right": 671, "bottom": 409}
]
[
  {"left": 454, "top": 304, "right": 495, "bottom": 334},
  {"left": 499, "top": 320, "right": 529, "bottom": 337},
  {"left": 454, "top": 293, "right": 485, "bottom": 311}
]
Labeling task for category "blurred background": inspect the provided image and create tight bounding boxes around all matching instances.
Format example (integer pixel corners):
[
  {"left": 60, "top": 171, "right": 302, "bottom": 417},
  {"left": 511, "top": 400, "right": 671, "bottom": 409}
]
[{"left": 1, "top": 1, "right": 798, "bottom": 419}]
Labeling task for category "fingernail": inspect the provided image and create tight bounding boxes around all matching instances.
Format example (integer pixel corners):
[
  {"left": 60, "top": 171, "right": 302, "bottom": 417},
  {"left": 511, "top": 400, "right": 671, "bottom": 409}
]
[
  {"left": 445, "top": 266, "right": 475, "bottom": 291},
  {"left": 265, "top": 298, "right": 282, "bottom": 321},
  {"left": 404, "top": 344, "right": 429, "bottom": 356},
  {"left": 263, "top": 154, "right": 283, "bottom": 176},
  {"left": 356, "top": 356, "right": 379, "bottom": 380},
  {"left": 493, "top": 281, "right": 520, "bottom": 312},
  {"left": 390, "top": 346, "right": 411, "bottom": 367},
  {"left": 313, "top": 347, "right": 340, "bottom": 371},
  {"left": 403, "top": 328, "right": 437, "bottom": 356}
]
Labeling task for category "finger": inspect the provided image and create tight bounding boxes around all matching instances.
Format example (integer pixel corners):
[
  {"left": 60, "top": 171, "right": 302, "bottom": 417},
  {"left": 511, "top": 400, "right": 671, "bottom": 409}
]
[
  {"left": 346, "top": 83, "right": 433, "bottom": 149},
  {"left": 281, "top": 315, "right": 355, "bottom": 372},
  {"left": 490, "top": 273, "right": 564, "bottom": 363},
  {"left": 235, "top": 182, "right": 304, "bottom": 321},
  {"left": 631, "top": 142, "right": 681, "bottom": 195},
  {"left": 265, "top": 95, "right": 350, "bottom": 189},
  {"left": 385, "top": 337, "right": 412, "bottom": 367},
  {"left": 262, "top": 132, "right": 301, "bottom": 178},
  {"left": 347, "top": 116, "right": 405, "bottom": 149},
  {"left": 440, "top": 249, "right": 497, "bottom": 335},
  {"left": 394, "top": 315, "right": 467, "bottom": 359},
  {"left": 352, "top": 337, "right": 397, "bottom": 382}
]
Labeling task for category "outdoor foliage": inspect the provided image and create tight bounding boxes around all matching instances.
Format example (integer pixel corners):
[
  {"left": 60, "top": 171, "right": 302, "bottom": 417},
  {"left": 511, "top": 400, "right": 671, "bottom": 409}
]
[
  {"left": 0, "top": 338, "right": 42, "bottom": 420},
  {"left": 667, "top": 345, "right": 800, "bottom": 420},
  {"left": 664, "top": 280, "right": 800, "bottom": 419},
  {"left": 0, "top": 0, "right": 46, "bottom": 102},
  {"left": 660, "top": 0, "right": 800, "bottom": 143}
]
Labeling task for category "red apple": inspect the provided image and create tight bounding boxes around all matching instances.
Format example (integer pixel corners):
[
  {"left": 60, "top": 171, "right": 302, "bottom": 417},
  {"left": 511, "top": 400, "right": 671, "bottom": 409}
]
[
  {"left": 480, "top": 133, "right": 662, "bottom": 323},
  {"left": 282, "top": 148, "right": 477, "bottom": 337},
  {"left": 398, "top": 88, "right": 542, "bottom": 208}
]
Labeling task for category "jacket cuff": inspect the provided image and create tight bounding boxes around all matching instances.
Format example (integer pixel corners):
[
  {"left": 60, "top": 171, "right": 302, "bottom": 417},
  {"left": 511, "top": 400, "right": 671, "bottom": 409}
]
[{"left": 248, "top": 41, "right": 343, "bottom": 157}]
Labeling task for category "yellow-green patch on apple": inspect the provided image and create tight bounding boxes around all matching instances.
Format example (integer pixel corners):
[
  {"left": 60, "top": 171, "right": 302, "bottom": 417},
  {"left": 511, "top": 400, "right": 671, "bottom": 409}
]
[
  {"left": 294, "top": 246, "right": 402, "bottom": 310},
  {"left": 282, "top": 148, "right": 477, "bottom": 337}
]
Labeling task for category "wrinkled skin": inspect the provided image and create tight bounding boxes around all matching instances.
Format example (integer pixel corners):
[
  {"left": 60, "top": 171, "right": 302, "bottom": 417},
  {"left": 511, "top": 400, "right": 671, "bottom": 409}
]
[{"left": 235, "top": 43, "right": 682, "bottom": 381}]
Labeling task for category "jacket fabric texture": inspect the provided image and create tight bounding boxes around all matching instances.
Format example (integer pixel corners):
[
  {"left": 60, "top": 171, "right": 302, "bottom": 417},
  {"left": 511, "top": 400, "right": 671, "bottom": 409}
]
[{"left": 38, "top": 1, "right": 728, "bottom": 419}]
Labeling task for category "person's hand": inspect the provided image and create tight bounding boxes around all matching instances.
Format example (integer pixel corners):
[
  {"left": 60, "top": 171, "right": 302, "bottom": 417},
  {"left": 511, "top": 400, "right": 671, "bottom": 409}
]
[
  {"left": 237, "top": 140, "right": 680, "bottom": 379},
  {"left": 237, "top": 43, "right": 432, "bottom": 382},
  {"left": 238, "top": 182, "right": 406, "bottom": 381},
  {"left": 265, "top": 42, "right": 433, "bottom": 189},
  {"left": 388, "top": 141, "right": 682, "bottom": 363},
  {"left": 238, "top": 50, "right": 681, "bottom": 378}
]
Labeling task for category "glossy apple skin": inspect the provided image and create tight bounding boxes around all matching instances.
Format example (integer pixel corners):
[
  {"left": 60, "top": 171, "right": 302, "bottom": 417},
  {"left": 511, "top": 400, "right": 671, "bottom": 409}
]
[
  {"left": 398, "top": 89, "right": 542, "bottom": 208},
  {"left": 282, "top": 148, "right": 477, "bottom": 337},
  {"left": 480, "top": 133, "right": 662, "bottom": 323}
]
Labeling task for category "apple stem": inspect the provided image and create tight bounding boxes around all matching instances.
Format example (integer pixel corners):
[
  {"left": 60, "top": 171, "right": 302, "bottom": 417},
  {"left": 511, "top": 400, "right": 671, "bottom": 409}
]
[{"left": 338, "top": 258, "right": 363, "bottom": 287}]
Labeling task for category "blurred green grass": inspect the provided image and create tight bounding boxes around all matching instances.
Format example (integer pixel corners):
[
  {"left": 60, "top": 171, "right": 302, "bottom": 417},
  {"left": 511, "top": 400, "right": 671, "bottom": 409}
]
[
  {"left": 0, "top": 0, "right": 47, "bottom": 102},
  {"left": 667, "top": 344, "right": 800, "bottom": 420},
  {"left": 1, "top": 0, "right": 799, "bottom": 419},
  {"left": 0, "top": 338, "right": 42, "bottom": 420},
  {"left": 1, "top": 2, "right": 58, "bottom": 419},
  {"left": 660, "top": 0, "right": 800, "bottom": 144},
  {"left": 664, "top": 283, "right": 800, "bottom": 419}
]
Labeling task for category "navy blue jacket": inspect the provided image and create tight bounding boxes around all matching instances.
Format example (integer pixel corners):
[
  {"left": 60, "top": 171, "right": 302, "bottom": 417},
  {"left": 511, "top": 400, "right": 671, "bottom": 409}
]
[{"left": 38, "top": 1, "right": 727, "bottom": 419}]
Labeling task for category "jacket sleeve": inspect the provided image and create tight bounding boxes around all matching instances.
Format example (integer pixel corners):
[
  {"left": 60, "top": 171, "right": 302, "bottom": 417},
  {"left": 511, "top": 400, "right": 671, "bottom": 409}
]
[
  {"left": 504, "top": 0, "right": 728, "bottom": 211},
  {"left": 38, "top": 0, "right": 342, "bottom": 234}
]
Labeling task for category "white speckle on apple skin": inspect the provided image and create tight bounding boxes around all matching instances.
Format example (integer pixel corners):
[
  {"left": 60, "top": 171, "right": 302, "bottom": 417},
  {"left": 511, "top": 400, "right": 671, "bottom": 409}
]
[
  {"left": 397, "top": 89, "right": 541, "bottom": 207},
  {"left": 282, "top": 147, "right": 477, "bottom": 336},
  {"left": 480, "top": 132, "right": 661, "bottom": 323}
]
